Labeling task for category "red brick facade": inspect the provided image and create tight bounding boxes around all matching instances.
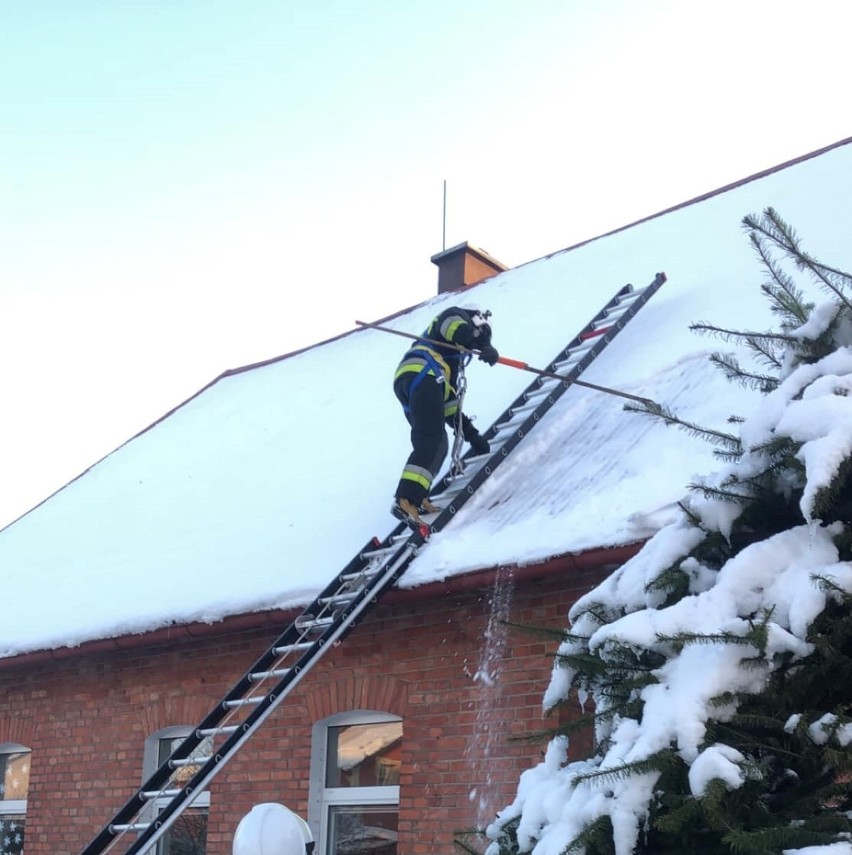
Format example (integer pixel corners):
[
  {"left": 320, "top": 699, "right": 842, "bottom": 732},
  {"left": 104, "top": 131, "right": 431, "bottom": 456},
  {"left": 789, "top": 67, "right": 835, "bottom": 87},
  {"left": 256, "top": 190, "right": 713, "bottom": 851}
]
[{"left": 0, "top": 564, "right": 612, "bottom": 854}]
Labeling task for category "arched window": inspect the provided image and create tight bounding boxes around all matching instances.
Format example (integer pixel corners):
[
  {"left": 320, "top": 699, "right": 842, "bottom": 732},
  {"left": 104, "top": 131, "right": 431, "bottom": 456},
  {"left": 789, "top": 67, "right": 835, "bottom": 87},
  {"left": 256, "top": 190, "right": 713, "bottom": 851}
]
[
  {"left": 309, "top": 711, "right": 402, "bottom": 855},
  {"left": 142, "top": 726, "right": 212, "bottom": 855},
  {"left": 0, "top": 743, "right": 30, "bottom": 855}
]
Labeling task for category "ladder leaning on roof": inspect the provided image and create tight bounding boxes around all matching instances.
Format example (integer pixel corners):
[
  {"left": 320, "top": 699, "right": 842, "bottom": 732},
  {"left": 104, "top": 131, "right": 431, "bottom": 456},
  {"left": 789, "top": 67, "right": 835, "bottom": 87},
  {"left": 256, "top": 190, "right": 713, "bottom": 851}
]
[{"left": 78, "top": 271, "right": 666, "bottom": 855}]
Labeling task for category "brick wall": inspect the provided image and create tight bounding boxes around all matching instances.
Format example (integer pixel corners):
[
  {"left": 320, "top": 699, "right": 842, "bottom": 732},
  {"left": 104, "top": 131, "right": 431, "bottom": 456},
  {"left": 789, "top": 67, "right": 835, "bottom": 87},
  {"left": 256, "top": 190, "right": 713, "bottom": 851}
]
[{"left": 0, "top": 564, "right": 609, "bottom": 854}]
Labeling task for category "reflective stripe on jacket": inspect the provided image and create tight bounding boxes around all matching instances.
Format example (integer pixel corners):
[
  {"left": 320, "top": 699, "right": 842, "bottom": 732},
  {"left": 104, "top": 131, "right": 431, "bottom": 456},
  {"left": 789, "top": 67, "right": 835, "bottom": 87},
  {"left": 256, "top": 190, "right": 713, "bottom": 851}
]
[{"left": 394, "top": 346, "right": 453, "bottom": 402}]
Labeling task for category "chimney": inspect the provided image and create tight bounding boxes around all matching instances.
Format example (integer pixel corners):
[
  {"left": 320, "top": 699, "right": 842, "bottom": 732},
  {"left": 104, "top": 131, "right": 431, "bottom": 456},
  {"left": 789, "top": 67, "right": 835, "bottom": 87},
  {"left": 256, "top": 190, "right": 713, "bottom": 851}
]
[{"left": 430, "top": 241, "right": 507, "bottom": 294}]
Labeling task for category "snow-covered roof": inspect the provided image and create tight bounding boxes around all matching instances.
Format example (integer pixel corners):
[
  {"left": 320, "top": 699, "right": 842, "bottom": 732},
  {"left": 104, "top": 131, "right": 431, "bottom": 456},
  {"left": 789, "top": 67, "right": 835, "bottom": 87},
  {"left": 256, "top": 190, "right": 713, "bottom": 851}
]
[{"left": 3, "top": 137, "right": 852, "bottom": 661}]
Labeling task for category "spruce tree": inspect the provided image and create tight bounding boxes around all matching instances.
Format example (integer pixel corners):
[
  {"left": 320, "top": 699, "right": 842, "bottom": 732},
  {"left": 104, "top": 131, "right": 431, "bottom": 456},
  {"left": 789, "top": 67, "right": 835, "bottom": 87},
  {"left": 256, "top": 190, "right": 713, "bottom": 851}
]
[{"left": 484, "top": 209, "right": 852, "bottom": 855}]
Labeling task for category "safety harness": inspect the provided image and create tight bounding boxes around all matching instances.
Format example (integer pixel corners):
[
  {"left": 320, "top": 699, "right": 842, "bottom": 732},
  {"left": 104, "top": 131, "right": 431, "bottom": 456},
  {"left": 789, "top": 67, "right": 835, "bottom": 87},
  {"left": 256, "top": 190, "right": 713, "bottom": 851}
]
[{"left": 398, "top": 348, "right": 450, "bottom": 413}]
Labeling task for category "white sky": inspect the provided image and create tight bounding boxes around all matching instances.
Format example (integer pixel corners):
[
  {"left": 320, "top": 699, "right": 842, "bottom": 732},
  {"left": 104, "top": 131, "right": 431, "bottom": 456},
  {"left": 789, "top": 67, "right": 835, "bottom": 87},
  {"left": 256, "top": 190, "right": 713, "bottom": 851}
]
[{"left": 1, "top": 0, "right": 850, "bottom": 528}]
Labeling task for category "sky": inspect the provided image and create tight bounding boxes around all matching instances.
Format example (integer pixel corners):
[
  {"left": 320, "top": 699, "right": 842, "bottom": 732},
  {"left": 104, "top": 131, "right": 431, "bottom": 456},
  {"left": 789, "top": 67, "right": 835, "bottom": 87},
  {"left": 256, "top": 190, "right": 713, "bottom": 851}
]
[{"left": 1, "top": 0, "right": 851, "bottom": 528}]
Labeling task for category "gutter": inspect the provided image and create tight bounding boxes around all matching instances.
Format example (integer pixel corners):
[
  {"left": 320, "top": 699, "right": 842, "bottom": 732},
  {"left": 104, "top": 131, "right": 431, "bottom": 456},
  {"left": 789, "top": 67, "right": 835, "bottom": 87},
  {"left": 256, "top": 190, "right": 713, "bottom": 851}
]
[{"left": 0, "top": 542, "right": 642, "bottom": 671}]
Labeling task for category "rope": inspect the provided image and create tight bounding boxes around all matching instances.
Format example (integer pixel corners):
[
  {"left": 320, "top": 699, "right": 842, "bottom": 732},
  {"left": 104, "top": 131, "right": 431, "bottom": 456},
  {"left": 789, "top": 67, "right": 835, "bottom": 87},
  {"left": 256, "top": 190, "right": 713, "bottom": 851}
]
[{"left": 450, "top": 364, "right": 468, "bottom": 477}]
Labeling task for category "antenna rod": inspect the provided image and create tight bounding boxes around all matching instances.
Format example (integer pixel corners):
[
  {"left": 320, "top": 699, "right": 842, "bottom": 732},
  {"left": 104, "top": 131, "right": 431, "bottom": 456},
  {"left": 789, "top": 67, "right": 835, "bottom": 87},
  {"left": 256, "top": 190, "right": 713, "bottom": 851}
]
[{"left": 442, "top": 179, "right": 447, "bottom": 251}]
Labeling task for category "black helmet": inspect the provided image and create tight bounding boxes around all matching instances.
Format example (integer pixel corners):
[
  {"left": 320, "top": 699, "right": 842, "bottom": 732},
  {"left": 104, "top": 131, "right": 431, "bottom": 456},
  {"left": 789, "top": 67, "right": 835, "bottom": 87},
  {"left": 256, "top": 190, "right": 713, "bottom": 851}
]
[{"left": 463, "top": 306, "right": 492, "bottom": 328}]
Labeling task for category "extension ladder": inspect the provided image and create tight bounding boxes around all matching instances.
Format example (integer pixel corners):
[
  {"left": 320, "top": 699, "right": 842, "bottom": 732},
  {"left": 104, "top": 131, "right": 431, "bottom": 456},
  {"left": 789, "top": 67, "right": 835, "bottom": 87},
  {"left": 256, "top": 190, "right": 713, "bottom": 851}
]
[{"left": 79, "top": 271, "right": 666, "bottom": 855}]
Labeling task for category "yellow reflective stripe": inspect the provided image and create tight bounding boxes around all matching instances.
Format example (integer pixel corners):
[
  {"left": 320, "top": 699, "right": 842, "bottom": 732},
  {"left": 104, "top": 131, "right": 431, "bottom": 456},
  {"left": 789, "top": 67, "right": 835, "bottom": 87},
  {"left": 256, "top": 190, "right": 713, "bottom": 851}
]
[
  {"left": 442, "top": 318, "right": 465, "bottom": 342},
  {"left": 394, "top": 361, "right": 426, "bottom": 382},
  {"left": 394, "top": 347, "right": 452, "bottom": 385},
  {"left": 413, "top": 345, "right": 451, "bottom": 377},
  {"left": 401, "top": 468, "right": 432, "bottom": 490}
]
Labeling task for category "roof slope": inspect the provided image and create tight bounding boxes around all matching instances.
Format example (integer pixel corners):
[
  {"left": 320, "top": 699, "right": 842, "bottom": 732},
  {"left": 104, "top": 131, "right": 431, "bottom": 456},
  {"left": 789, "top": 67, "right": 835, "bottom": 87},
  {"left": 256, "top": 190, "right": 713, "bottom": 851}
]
[{"left": 3, "top": 138, "right": 852, "bottom": 659}]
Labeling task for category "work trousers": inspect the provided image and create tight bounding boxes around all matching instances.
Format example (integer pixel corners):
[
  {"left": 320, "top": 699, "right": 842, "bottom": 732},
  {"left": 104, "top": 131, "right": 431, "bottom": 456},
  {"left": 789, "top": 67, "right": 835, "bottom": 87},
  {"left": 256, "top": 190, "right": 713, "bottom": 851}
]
[{"left": 393, "top": 372, "right": 449, "bottom": 505}]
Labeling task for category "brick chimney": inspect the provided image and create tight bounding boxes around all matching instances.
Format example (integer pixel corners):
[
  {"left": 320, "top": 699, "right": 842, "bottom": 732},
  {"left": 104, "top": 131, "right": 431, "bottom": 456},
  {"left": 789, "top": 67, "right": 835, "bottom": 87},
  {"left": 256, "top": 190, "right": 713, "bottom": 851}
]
[{"left": 430, "top": 242, "right": 507, "bottom": 294}]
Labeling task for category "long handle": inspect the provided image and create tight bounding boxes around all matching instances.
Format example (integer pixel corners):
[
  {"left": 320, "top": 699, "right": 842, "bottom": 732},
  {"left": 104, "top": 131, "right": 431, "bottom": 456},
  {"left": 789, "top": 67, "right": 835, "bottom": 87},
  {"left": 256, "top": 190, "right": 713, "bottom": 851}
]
[{"left": 354, "top": 320, "right": 652, "bottom": 406}]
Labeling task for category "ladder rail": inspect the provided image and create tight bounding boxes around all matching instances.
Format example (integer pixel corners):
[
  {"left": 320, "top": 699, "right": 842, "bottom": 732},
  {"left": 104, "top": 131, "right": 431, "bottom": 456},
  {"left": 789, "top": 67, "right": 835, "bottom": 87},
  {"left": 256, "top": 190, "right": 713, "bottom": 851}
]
[{"left": 78, "top": 272, "right": 666, "bottom": 855}]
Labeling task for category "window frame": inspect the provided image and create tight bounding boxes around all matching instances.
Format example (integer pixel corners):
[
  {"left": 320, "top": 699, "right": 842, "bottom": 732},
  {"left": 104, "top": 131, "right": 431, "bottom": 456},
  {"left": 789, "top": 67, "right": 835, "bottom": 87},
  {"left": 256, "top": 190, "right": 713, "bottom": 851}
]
[
  {"left": 0, "top": 743, "right": 30, "bottom": 816},
  {"left": 142, "top": 726, "right": 212, "bottom": 811},
  {"left": 308, "top": 711, "right": 402, "bottom": 855},
  {"left": 141, "top": 726, "right": 211, "bottom": 855},
  {"left": 0, "top": 742, "right": 30, "bottom": 855}
]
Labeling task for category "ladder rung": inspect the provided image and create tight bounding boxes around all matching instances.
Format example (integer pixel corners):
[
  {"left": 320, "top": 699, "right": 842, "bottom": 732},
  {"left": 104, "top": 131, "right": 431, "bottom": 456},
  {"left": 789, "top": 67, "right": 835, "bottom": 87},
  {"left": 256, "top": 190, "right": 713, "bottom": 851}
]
[
  {"left": 437, "top": 469, "right": 476, "bottom": 496},
  {"left": 552, "top": 345, "right": 601, "bottom": 370},
  {"left": 565, "top": 337, "right": 597, "bottom": 355},
  {"left": 110, "top": 822, "right": 151, "bottom": 833},
  {"left": 340, "top": 566, "right": 382, "bottom": 584},
  {"left": 141, "top": 789, "right": 183, "bottom": 800},
  {"left": 442, "top": 468, "right": 474, "bottom": 487},
  {"left": 197, "top": 725, "right": 239, "bottom": 738},
  {"left": 170, "top": 756, "right": 211, "bottom": 769},
  {"left": 550, "top": 357, "right": 579, "bottom": 374},
  {"left": 438, "top": 483, "right": 467, "bottom": 503},
  {"left": 598, "top": 304, "right": 631, "bottom": 325},
  {"left": 493, "top": 416, "right": 527, "bottom": 436},
  {"left": 270, "top": 640, "right": 314, "bottom": 656},
  {"left": 622, "top": 282, "right": 654, "bottom": 300},
  {"left": 318, "top": 591, "right": 359, "bottom": 606},
  {"left": 509, "top": 398, "right": 546, "bottom": 419},
  {"left": 580, "top": 325, "right": 610, "bottom": 340},
  {"left": 223, "top": 696, "right": 265, "bottom": 709},
  {"left": 523, "top": 382, "right": 551, "bottom": 399},
  {"left": 360, "top": 543, "right": 400, "bottom": 560},
  {"left": 553, "top": 345, "right": 595, "bottom": 368},
  {"left": 250, "top": 668, "right": 291, "bottom": 681},
  {"left": 294, "top": 615, "right": 335, "bottom": 631}
]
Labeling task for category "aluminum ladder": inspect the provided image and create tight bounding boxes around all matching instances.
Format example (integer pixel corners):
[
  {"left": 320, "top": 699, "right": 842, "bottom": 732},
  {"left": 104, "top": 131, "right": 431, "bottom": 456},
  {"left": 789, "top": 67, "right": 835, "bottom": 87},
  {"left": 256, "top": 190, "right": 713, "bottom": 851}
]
[{"left": 78, "top": 271, "right": 666, "bottom": 855}]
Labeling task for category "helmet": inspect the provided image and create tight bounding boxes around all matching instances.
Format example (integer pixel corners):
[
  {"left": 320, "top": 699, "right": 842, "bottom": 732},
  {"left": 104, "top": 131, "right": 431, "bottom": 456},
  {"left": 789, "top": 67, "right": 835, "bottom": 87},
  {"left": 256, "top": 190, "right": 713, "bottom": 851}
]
[
  {"left": 467, "top": 308, "right": 492, "bottom": 343},
  {"left": 461, "top": 306, "right": 492, "bottom": 328},
  {"left": 233, "top": 803, "right": 314, "bottom": 855}
]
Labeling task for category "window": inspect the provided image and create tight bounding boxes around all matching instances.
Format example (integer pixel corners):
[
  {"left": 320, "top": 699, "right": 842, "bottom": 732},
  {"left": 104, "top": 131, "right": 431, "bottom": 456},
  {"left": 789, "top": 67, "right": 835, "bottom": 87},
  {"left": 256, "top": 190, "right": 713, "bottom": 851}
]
[
  {"left": 0, "top": 744, "right": 29, "bottom": 855},
  {"left": 142, "top": 727, "right": 212, "bottom": 855},
  {"left": 310, "top": 712, "right": 402, "bottom": 855}
]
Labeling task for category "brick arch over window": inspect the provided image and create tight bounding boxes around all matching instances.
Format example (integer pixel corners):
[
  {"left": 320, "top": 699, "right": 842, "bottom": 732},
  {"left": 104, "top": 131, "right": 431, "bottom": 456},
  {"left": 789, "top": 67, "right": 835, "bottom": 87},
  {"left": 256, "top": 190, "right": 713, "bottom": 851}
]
[
  {"left": 139, "top": 693, "right": 214, "bottom": 736},
  {"left": 0, "top": 718, "right": 35, "bottom": 747},
  {"left": 302, "top": 674, "right": 410, "bottom": 721}
]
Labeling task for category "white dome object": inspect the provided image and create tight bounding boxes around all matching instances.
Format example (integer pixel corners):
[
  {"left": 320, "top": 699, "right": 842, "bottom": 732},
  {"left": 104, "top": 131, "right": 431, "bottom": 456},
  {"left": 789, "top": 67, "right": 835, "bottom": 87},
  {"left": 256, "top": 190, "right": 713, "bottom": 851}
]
[{"left": 233, "top": 803, "right": 313, "bottom": 855}]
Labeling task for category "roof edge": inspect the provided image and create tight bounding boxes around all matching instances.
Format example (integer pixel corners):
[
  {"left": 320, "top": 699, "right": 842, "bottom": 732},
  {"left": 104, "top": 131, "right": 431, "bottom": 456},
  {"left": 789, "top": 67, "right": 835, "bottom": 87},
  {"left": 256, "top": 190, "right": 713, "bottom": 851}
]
[
  {"left": 0, "top": 541, "right": 643, "bottom": 671},
  {"left": 524, "top": 133, "right": 852, "bottom": 269}
]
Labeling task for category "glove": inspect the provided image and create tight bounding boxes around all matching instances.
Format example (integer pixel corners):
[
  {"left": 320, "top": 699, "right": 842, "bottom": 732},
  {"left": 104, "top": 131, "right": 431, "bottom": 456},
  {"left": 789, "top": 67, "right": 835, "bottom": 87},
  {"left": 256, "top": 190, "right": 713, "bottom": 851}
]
[
  {"left": 478, "top": 344, "right": 499, "bottom": 366},
  {"left": 468, "top": 431, "right": 490, "bottom": 456}
]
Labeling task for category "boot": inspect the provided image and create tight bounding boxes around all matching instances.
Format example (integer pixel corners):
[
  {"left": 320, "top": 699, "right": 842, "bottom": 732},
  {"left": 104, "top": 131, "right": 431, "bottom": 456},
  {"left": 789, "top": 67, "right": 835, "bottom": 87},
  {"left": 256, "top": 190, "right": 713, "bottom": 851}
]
[
  {"left": 420, "top": 497, "right": 441, "bottom": 515},
  {"left": 394, "top": 497, "right": 423, "bottom": 524}
]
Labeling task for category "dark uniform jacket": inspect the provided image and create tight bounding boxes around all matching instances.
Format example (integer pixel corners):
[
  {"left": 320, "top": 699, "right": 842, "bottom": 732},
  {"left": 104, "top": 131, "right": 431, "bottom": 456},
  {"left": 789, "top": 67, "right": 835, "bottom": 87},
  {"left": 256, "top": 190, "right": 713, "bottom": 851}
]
[{"left": 393, "top": 306, "right": 492, "bottom": 435}]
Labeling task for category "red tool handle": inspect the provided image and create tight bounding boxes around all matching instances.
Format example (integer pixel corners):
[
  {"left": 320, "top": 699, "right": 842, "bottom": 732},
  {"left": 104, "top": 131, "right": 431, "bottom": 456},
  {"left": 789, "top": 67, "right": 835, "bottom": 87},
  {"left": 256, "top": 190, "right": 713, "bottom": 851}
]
[{"left": 497, "top": 356, "right": 528, "bottom": 370}]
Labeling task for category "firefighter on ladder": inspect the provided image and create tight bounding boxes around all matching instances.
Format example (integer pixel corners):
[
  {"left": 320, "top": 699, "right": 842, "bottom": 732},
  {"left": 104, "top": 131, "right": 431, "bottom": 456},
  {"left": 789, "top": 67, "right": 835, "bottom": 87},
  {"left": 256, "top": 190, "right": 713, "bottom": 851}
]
[{"left": 392, "top": 305, "right": 499, "bottom": 524}]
